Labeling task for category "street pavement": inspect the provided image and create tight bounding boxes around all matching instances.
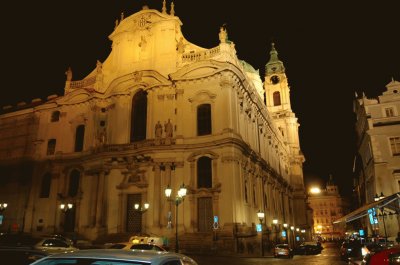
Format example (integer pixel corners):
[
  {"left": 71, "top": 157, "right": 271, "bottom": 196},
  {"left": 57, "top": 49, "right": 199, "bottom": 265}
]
[{"left": 189, "top": 242, "right": 348, "bottom": 265}]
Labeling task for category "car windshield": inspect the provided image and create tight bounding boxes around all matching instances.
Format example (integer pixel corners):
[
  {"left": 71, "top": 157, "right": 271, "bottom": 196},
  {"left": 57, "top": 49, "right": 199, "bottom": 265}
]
[{"left": 33, "top": 258, "right": 149, "bottom": 265}]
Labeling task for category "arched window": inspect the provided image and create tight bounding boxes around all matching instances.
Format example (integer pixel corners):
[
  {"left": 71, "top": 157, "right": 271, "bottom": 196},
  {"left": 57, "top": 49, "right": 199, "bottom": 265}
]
[
  {"left": 197, "top": 104, "right": 211, "bottom": 136},
  {"left": 47, "top": 139, "right": 56, "bottom": 155},
  {"left": 197, "top": 156, "right": 212, "bottom": 188},
  {"left": 273, "top": 91, "right": 281, "bottom": 106},
  {"left": 74, "top": 125, "right": 85, "bottom": 152},
  {"left": 51, "top": 111, "right": 60, "bottom": 122},
  {"left": 130, "top": 90, "right": 148, "bottom": 142},
  {"left": 68, "top": 169, "right": 80, "bottom": 197},
  {"left": 39, "top": 173, "right": 51, "bottom": 198}
]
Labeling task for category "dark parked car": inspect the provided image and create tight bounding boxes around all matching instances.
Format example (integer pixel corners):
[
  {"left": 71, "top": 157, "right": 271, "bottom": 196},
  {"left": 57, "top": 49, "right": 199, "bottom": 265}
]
[
  {"left": 340, "top": 240, "right": 362, "bottom": 260},
  {"left": 294, "top": 242, "right": 323, "bottom": 255},
  {"left": 0, "top": 233, "right": 78, "bottom": 254},
  {"left": 0, "top": 247, "right": 48, "bottom": 265}
]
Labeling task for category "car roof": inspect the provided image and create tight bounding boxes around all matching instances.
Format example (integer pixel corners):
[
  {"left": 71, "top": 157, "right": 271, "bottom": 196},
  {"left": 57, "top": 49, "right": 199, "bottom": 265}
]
[{"left": 41, "top": 249, "right": 186, "bottom": 263}]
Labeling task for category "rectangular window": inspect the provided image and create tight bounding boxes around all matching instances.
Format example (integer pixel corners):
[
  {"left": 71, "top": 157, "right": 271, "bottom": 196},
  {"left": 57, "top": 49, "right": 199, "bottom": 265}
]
[
  {"left": 51, "top": 111, "right": 60, "bottom": 122},
  {"left": 390, "top": 137, "right": 400, "bottom": 155},
  {"left": 47, "top": 139, "right": 56, "bottom": 155},
  {"left": 385, "top": 107, "right": 394, "bottom": 117}
]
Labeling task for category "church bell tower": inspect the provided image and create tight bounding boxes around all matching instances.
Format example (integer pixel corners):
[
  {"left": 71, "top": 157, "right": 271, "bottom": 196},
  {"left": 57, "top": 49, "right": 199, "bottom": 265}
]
[{"left": 264, "top": 42, "right": 309, "bottom": 229}]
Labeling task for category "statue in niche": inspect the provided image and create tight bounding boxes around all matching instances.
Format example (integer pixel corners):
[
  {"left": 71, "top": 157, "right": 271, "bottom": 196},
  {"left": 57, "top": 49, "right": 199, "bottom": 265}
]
[
  {"left": 155, "top": 121, "right": 162, "bottom": 138},
  {"left": 65, "top": 67, "right": 72, "bottom": 81},
  {"left": 164, "top": 119, "right": 173, "bottom": 138}
]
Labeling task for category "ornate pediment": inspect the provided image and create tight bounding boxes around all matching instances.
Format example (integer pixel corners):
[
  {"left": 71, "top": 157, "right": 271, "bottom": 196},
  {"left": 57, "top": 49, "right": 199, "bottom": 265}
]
[
  {"left": 116, "top": 166, "right": 148, "bottom": 190},
  {"left": 110, "top": 9, "right": 182, "bottom": 40}
]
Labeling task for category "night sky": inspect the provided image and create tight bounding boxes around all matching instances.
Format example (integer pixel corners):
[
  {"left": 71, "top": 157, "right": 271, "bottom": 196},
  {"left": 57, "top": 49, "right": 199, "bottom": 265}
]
[{"left": 1, "top": 1, "right": 399, "bottom": 198}]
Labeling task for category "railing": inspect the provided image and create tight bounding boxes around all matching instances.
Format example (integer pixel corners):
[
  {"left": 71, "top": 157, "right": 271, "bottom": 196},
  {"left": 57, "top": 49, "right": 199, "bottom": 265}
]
[
  {"left": 181, "top": 46, "right": 220, "bottom": 63},
  {"left": 69, "top": 76, "right": 97, "bottom": 89}
]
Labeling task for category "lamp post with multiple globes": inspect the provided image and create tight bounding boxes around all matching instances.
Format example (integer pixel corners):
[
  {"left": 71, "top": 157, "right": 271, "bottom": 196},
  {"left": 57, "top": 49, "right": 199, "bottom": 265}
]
[{"left": 165, "top": 183, "right": 187, "bottom": 253}]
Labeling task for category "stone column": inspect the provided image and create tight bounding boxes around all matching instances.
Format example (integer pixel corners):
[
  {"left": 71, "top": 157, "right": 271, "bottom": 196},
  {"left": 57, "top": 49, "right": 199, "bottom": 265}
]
[
  {"left": 153, "top": 165, "right": 161, "bottom": 228},
  {"left": 95, "top": 171, "right": 105, "bottom": 227}
]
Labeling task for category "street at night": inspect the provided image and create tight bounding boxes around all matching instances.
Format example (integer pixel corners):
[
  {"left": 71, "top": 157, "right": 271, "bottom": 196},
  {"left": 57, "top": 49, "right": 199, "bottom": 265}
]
[
  {"left": 190, "top": 243, "right": 346, "bottom": 265},
  {"left": 0, "top": 1, "right": 400, "bottom": 264}
]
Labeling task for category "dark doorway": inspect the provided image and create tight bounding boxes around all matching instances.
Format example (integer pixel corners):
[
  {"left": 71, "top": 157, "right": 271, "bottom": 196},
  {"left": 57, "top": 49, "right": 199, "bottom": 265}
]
[
  {"left": 127, "top": 194, "right": 142, "bottom": 233},
  {"left": 64, "top": 208, "right": 75, "bottom": 232}
]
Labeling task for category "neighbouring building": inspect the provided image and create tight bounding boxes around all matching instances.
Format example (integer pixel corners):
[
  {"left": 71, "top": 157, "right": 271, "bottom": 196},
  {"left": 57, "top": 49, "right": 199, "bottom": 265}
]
[
  {"left": 308, "top": 176, "right": 347, "bottom": 241},
  {"left": 0, "top": 3, "right": 310, "bottom": 253},
  {"left": 352, "top": 79, "right": 400, "bottom": 241}
]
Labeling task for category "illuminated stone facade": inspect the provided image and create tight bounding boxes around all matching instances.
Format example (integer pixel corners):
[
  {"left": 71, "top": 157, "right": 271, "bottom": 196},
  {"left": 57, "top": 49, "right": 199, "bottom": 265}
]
[
  {"left": 353, "top": 79, "right": 400, "bottom": 241},
  {"left": 0, "top": 5, "right": 309, "bottom": 252},
  {"left": 308, "top": 176, "right": 347, "bottom": 240}
]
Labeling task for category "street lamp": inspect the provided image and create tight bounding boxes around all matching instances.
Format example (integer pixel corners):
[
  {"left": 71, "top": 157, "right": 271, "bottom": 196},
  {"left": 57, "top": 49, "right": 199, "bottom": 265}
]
[
  {"left": 283, "top": 223, "right": 288, "bottom": 244},
  {"left": 134, "top": 202, "right": 150, "bottom": 213},
  {"left": 0, "top": 203, "right": 7, "bottom": 213},
  {"left": 257, "top": 210, "right": 265, "bottom": 256},
  {"left": 272, "top": 217, "right": 279, "bottom": 244},
  {"left": 59, "top": 203, "right": 73, "bottom": 213},
  {"left": 0, "top": 203, "right": 7, "bottom": 226},
  {"left": 165, "top": 183, "right": 187, "bottom": 253},
  {"left": 301, "top": 229, "right": 306, "bottom": 243},
  {"left": 59, "top": 203, "right": 73, "bottom": 233},
  {"left": 290, "top": 226, "right": 295, "bottom": 247}
]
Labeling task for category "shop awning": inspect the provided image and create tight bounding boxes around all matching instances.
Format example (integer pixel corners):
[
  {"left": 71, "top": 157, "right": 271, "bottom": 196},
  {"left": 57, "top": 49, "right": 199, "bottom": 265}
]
[{"left": 333, "top": 192, "right": 400, "bottom": 224}]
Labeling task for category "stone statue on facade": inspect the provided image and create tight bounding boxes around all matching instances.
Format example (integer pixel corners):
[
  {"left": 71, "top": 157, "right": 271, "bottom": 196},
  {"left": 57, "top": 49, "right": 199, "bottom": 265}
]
[
  {"left": 155, "top": 121, "right": 163, "bottom": 138},
  {"left": 65, "top": 67, "right": 72, "bottom": 81},
  {"left": 219, "top": 24, "right": 228, "bottom": 43},
  {"left": 164, "top": 119, "right": 173, "bottom": 138},
  {"left": 170, "top": 2, "right": 175, "bottom": 16}
]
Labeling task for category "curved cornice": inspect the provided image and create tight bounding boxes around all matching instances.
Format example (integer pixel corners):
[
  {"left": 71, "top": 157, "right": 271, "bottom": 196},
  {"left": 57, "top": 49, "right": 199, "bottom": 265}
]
[
  {"left": 187, "top": 150, "right": 220, "bottom": 162},
  {"left": 107, "top": 70, "right": 171, "bottom": 95},
  {"left": 170, "top": 59, "right": 246, "bottom": 82}
]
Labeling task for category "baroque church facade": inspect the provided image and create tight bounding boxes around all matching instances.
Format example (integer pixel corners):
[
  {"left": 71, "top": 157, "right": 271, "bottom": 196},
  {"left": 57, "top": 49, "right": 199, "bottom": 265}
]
[{"left": 0, "top": 3, "right": 309, "bottom": 252}]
